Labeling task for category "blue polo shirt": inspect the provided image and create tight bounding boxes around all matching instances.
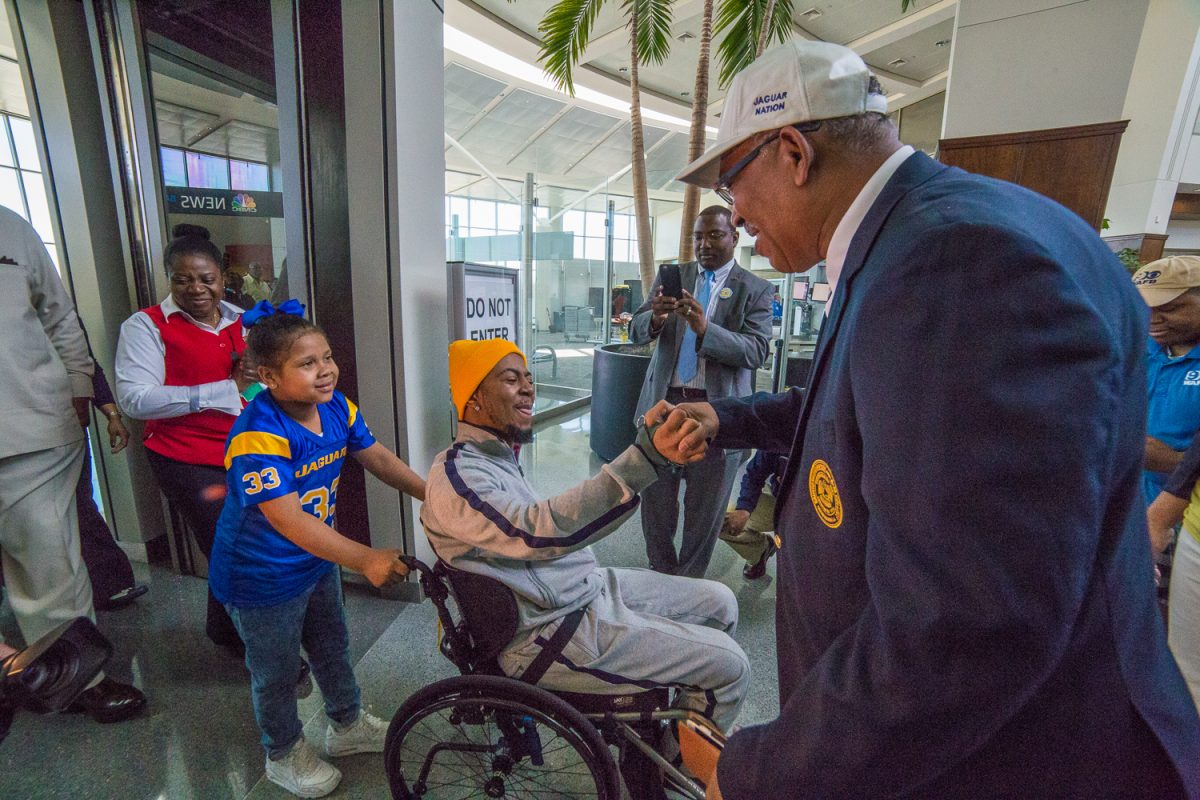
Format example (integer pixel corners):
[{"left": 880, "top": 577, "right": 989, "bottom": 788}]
[{"left": 1144, "top": 338, "right": 1200, "bottom": 502}]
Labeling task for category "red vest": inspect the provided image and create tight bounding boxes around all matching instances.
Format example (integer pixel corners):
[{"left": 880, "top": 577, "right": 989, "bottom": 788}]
[{"left": 141, "top": 305, "right": 246, "bottom": 466}]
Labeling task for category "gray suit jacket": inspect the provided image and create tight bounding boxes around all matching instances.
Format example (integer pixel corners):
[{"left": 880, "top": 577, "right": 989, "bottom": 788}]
[{"left": 629, "top": 261, "right": 773, "bottom": 422}]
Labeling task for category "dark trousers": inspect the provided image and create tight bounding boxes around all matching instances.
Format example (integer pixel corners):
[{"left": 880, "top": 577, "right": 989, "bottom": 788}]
[
  {"left": 76, "top": 441, "right": 136, "bottom": 602},
  {"left": 640, "top": 388, "right": 743, "bottom": 578},
  {"left": 640, "top": 448, "right": 742, "bottom": 578},
  {"left": 146, "top": 449, "right": 241, "bottom": 648}
]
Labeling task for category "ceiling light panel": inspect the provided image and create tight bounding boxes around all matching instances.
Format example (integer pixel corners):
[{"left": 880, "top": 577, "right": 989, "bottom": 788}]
[
  {"left": 444, "top": 63, "right": 509, "bottom": 138},
  {"left": 571, "top": 124, "right": 671, "bottom": 181},
  {"left": 459, "top": 89, "right": 567, "bottom": 161},
  {"left": 508, "top": 106, "right": 623, "bottom": 175},
  {"left": 611, "top": 132, "right": 698, "bottom": 194},
  {"left": 646, "top": 134, "right": 692, "bottom": 191},
  {"left": 155, "top": 101, "right": 220, "bottom": 141}
]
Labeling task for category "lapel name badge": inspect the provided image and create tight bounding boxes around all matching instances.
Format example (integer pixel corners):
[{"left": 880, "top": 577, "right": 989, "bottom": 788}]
[{"left": 718, "top": 287, "right": 733, "bottom": 299}]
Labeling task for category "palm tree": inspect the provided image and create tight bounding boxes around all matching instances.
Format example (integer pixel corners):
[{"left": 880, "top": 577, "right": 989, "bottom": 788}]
[
  {"left": 677, "top": 0, "right": 792, "bottom": 262},
  {"left": 538, "top": 0, "right": 673, "bottom": 294},
  {"left": 538, "top": 0, "right": 793, "bottom": 283},
  {"left": 756, "top": 0, "right": 779, "bottom": 55},
  {"left": 676, "top": 0, "right": 714, "bottom": 264},
  {"left": 714, "top": 0, "right": 795, "bottom": 89}
]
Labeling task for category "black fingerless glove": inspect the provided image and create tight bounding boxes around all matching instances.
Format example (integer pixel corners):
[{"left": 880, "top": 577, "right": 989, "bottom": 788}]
[{"left": 634, "top": 418, "right": 674, "bottom": 473}]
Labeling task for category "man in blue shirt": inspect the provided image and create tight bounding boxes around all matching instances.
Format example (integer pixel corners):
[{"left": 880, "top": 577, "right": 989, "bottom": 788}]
[{"left": 1133, "top": 256, "right": 1200, "bottom": 503}]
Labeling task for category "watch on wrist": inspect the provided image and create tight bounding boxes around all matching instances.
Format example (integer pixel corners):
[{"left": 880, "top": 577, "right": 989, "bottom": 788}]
[{"left": 105, "top": 409, "right": 121, "bottom": 420}]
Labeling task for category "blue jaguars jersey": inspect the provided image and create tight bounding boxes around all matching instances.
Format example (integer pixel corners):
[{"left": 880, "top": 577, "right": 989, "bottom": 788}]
[{"left": 209, "top": 389, "right": 376, "bottom": 607}]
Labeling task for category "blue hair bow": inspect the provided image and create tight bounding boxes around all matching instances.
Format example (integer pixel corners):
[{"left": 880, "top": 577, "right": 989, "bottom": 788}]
[{"left": 242, "top": 298, "right": 306, "bottom": 328}]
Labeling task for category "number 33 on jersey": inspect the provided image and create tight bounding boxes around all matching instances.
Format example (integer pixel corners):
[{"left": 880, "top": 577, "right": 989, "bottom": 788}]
[{"left": 222, "top": 392, "right": 376, "bottom": 530}]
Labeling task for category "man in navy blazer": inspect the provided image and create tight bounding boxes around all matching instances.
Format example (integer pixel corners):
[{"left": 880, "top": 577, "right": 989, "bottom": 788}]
[{"left": 653, "top": 40, "right": 1200, "bottom": 798}]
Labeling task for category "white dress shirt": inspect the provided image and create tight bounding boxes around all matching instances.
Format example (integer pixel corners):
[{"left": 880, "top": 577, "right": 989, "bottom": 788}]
[
  {"left": 671, "top": 258, "right": 735, "bottom": 389},
  {"left": 115, "top": 295, "right": 245, "bottom": 420},
  {"left": 823, "top": 145, "right": 915, "bottom": 315}
]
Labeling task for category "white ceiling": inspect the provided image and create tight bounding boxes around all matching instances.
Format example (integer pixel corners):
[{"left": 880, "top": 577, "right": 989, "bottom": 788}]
[
  {"left": 444, "top": 0, "right": 955, "bottom": 200},
  {"left": 0, "top": 0, "right": 960, "bottom": 211}
]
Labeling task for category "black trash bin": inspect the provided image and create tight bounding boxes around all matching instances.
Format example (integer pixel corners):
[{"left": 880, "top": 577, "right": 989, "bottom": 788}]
[{"left": 589, "top": 343, "right": 652, "bottom": 461}]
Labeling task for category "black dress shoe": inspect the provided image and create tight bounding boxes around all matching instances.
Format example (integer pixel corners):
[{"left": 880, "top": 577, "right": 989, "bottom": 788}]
[
  {"left": 742, "top": 554, "right": 769, "bottom": 580},
  {"left": 67, "top": 678, "right": 146, "bottom": 723},
  {"left": 742, "top": 540, "right": 777, "bottom": 580},
  {"left": 94, "top": 584, "right": 148, "bottom": 611}
]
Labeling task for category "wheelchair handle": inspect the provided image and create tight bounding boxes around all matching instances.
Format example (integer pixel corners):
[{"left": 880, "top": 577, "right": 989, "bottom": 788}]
[
  {"left": 398, "top": 555, "right": 449, "bottom": 603},
  {"left": 398, "top": 555, "right": 428, "bottom": 575},
  {"left": 396, "top": 554, "right": 477, "bottom": 674}
]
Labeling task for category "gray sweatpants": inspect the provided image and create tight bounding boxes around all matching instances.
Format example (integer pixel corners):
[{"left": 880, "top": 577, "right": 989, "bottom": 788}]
[
  {"left": 500, "top": 567, "right": 750, "bottom": 730},
  {"left": 0, "top": 441, "right": 94, "bottom": 646}
]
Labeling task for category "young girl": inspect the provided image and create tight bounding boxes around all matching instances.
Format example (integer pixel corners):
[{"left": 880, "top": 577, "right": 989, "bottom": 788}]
[{"left": 209, "top": 304, "right": 425, "bottom": 798}]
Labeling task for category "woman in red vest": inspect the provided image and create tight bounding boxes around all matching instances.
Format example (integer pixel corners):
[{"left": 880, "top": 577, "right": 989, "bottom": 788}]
[{"left": 115, "top": 224, "right": 257, "bottom": 650}]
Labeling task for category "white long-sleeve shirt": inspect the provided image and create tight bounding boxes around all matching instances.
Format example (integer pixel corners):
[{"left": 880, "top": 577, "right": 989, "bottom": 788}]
[
  {"left": 115, "top": 295, "right": 245, "bottom": 421},
  {"left": 0, "top": 205, "right": 93, "bottom": 458},
  {"left": 823, "top": 145, "right": 915, "bottom": 316}
]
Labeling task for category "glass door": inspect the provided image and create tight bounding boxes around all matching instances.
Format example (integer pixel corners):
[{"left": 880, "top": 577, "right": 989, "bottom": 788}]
[
  {"left": 775, "top": 266, "right": 829, "bottom": 391},
  {"left": 136, "top": 0, "right": 303, "bottom": 308}
]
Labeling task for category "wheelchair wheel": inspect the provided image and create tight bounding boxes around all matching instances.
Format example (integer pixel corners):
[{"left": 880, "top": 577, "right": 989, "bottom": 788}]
[{"left": 385, "top": 675, "right": 620, "bottom": 800}]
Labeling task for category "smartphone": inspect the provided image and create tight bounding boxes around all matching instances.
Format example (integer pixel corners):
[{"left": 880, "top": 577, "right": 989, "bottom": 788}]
[{"left": 659, "top": 263, "right": 683, "bottom": 299}]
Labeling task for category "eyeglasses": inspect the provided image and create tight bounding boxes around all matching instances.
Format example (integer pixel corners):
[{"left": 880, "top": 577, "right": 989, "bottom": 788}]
[{"left": 713, "top": 121, "right": 823, "bottom": 205}]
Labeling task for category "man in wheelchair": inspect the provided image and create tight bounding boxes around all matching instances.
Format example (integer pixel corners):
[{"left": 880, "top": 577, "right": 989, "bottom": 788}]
[{"left": 421, "top": 339, "right": 750, "bottom": 740}]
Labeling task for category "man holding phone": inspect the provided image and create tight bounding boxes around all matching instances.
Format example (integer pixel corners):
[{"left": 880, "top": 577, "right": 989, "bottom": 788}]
[{"left": 629, "top": 206, "right": 773, "bottom": 578}]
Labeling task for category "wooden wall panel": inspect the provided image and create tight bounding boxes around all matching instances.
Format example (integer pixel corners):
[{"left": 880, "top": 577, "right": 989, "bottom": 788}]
[
  {"left": 1142, "top": 234, "right": 1167, "bottom": 262},
  {"left": 1173, "top": 192, "right": 1200, "bottom": 221},
  {"left": 946, "top": 142, "right": 1022, "bottom": 183},
  {"left": 939, "top": 121, "right": 1128, "bottom": 231}
]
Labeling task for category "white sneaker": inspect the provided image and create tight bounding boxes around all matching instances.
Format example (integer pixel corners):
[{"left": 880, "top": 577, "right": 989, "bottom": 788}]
[
  {"left": 324, "top": 710, "right": 388, "bottom": 757},
  {"left": 265, "top": 738, "right": 342, "bottom": 798}
]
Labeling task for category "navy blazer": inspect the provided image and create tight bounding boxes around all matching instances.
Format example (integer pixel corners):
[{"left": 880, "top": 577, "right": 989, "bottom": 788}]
[{"left": 711, "top": 152, "right": 1200, "bottom": 798}]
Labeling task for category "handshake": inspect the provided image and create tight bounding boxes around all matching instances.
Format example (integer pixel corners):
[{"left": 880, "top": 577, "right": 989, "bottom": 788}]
[{"left": 644, "top": 400, "right": 720, "bottom": 466}]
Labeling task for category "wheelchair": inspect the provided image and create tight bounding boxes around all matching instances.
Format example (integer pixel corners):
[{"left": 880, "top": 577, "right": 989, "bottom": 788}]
[{"left": 385, "top": 556, "right": 709, "bottom": 799}]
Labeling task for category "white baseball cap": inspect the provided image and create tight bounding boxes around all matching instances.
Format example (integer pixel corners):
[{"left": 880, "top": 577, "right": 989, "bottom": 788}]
[{"left": 676, "top": 40, "right": 888, "bottom": 188}]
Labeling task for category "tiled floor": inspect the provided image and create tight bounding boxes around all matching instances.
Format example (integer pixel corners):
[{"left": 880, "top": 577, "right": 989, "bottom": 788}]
[{"left": 1, "top": 411, "right": 779, "bottom": 799}]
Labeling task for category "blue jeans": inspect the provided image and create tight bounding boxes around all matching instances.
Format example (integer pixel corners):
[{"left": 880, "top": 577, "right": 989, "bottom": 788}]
[{"left": 227, "top": 569, "right": 361, "bottom": 759}]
